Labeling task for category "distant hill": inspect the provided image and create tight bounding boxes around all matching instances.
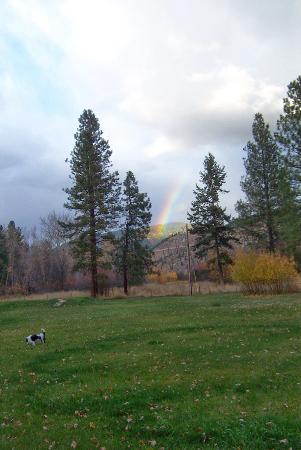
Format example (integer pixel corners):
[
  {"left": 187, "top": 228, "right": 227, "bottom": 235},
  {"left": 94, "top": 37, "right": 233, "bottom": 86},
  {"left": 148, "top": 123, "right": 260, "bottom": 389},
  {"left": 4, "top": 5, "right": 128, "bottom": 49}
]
[
  {"left": 112, "top": 222, "right": 186, "bottom": 247},
  {"left": 151, "top": 230, "right": 196, "bottom": 273},
  {"left": 147, "top": 222, "right": 186, "bottom": 248}
]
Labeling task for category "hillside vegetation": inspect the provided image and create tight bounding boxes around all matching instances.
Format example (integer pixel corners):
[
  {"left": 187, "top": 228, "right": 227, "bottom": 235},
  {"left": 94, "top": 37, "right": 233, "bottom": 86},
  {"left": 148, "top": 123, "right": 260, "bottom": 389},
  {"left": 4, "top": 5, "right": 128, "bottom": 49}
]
[{"left": 147, "top": 222, "right": 186, "bottom": 247}]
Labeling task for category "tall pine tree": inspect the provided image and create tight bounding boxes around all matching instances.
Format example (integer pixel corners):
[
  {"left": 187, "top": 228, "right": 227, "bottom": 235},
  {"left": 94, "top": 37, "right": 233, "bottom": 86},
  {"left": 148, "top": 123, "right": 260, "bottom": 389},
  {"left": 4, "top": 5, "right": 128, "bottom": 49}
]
[
  {"left": 115, "top": 171, "right": 152, "bottom": 294},
  {"left": 276, "top": 165, "right": 301, "bottom": 259},
  {"left": 0, "top": 225, "right": 8, "bottom": 286},
  {"left": 275, "top": 76, "right": 301, "bottom": 259},
  {"left": 61, "top": 109, "right": 121, "bottom": 297},
  {"left": 5, "top": 220, "right": 24, "bottom": 289},
  {"left": 188, "top": 153, "right": 236, "bottom": 283},
  {"left": 276, "top": 75, "right": 301, "bottom": 186},
  {"left": 236, "top": 113, "right": 282, "bottom": 252}
]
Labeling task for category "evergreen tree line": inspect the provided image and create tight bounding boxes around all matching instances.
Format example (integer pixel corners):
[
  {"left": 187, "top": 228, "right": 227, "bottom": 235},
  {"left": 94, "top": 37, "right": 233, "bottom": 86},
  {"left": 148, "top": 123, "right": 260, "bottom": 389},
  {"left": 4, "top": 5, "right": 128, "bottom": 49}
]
[
  {"left": 60, "top": 109, "right": 152, "bottom": 297},
  {"left": 188, "top": 75, "right": 301, "bottom": 282},
  {"left": 0, "top": 75, "right": 300, "bottom": 294},
  {"left": 0, "top": 110, "right": 153, "bottom": 297}
]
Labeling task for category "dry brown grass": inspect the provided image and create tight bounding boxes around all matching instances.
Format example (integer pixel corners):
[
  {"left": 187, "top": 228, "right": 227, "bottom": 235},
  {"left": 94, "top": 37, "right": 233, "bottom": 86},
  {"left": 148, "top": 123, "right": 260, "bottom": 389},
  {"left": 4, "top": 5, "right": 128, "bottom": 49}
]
[
  {"left": 0, "top": 281, "right": 238, "bottom": 302},
  {"left": 5, "top": 276, "right": 299, "bottom": 302},
  {"left": 107, "top": 280, "right": 238, "bottom": 298},
  {"left": 0, "top": 290, "right": 90, "bottom": 302}
]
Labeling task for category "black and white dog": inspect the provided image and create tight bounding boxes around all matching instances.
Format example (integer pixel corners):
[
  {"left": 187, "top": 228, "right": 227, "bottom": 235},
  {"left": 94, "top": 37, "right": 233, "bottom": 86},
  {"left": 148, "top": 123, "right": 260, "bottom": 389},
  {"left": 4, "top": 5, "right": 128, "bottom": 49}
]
[{"left": 25, "top": 329, "right": 46, "bottom": 347}]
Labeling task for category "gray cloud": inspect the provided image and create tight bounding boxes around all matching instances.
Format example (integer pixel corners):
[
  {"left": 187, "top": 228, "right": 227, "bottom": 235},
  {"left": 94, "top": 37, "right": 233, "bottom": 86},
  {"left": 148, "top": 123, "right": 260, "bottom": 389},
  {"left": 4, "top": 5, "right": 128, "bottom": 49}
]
[{"left": 0, "top": 0, "right": 300, "bottom": 227}]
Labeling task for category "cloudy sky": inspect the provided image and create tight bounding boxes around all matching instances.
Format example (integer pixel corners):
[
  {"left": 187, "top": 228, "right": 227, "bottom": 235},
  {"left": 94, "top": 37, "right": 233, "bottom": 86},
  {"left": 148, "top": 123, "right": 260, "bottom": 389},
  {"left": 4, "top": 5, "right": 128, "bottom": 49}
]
[{"left": 1, "top": 0, "right": 301, "bottom": 228}]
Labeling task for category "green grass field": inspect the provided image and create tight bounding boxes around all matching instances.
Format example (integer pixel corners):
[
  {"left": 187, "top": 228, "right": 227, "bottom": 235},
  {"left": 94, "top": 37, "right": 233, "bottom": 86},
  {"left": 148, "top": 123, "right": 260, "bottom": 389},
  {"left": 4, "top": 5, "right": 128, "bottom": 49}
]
[{"left": 1, "top": 293, "right": 301, "bottom": 450}]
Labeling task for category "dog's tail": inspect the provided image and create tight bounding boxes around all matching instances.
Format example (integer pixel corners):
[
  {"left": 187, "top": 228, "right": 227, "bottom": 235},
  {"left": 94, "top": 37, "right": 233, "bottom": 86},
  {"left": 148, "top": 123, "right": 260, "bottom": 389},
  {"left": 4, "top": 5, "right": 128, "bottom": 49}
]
[{"left": 41, "top": 328, "right": 46, "bottom": 333}]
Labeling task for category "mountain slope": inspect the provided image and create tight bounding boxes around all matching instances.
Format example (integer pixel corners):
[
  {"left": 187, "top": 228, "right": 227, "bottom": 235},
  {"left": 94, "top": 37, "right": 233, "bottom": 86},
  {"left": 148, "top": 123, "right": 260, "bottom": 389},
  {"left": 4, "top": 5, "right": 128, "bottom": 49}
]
[{"left": 147, "top": 222, "right": 186, "bottom": 247}]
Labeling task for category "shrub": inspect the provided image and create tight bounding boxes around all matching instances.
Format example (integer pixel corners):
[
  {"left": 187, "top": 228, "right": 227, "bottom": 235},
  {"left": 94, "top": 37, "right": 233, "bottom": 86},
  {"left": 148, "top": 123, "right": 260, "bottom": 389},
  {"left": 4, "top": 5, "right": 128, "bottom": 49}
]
[
  {"left": 231, "top": 251, "right": 298, "bottom": 295},
  {"left": 147, "top": 271, "right": 178, "bottom": 284},
  {"left": 194, "top": 261, "right": 211, "bottom": 281}
]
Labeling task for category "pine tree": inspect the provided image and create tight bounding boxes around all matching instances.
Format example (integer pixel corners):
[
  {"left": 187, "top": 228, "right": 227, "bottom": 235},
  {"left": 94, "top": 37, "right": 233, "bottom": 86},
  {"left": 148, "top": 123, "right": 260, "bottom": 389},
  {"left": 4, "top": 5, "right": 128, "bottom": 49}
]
[
  {"left": 236, "top": 113, "right": 282, "bottom": 252},
  {"left": 5, "top": 220, "right": 24, "bottom": 289},
  {"left": 115, "top": 171, "right": 152, "bottom": 294},
  {"left": 276, "top": 165, "right": 301, "bottom": 261},
  {"left": 187, "top": 153, "right": 237, "bottom": 283},
  {"left": 276, "top": 75, "right": 301, "bottom": 186},
  {"left": 275, "top": 76, "right": 301, "bottom": 259},
  {"left": 0, "top": 225, "right": 8, "bottom": 286},
  {"left": 61, "top": 109, "right": 121, "bottom": 297}
]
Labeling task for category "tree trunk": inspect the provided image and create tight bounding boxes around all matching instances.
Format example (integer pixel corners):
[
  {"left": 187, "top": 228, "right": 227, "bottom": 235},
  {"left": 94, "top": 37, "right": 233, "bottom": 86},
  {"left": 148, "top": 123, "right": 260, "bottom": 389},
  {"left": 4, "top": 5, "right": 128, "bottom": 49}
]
[
  {"left": 91, "top": 261, "right": 98, "bottom": 297},
  {"left": 215, "top": 236, "right": 224, "bottom": 284},
  {"left": 89, "top": 208, "right": 98, "bottom": 298},
  {"left": 262, "top": 146, "right": 275, "bottom": 253},
  {"left": 186, "top": 224, "right": 193, "bottom": 296},
  {"left": 123, "top": 260, "right": 128, "bottom": 295},
  {"left": 266, "top": 207, "right": 275, "bottom": 253},
  {"left": 267, "top": 220, "right": 275, "bottom": 253},
  {"left": 216, "top": 256, "right": 224, "bottom": 284},
  {"left": 123, "top": 229, "right": 129, "bottom": 295}
]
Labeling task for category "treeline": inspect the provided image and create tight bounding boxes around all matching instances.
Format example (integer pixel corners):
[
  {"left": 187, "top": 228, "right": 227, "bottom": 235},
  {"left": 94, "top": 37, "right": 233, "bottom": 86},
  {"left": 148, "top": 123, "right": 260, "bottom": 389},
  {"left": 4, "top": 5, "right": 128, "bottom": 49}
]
[
  {"left": 188, "top": 75, "right": 301, "bottom": 283},
  {"left": 0, "top": 110, "right": 153, "bottom": 297},
  {"left": 0, "top": 214, "right": 72, "bottom": 294},
  {"left": 0, "top": 75, "right": 300, "bottom": 296},
  {"left": 59, "top": 110, "right": 152, "bottom": 297}
]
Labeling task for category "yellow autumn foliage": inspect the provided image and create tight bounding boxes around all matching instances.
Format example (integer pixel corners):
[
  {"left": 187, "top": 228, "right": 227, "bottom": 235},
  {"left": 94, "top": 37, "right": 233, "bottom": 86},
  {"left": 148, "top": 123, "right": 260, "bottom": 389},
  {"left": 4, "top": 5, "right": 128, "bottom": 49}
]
[{"left": 231, "top": 251, "right": 298, "bottom": 295}]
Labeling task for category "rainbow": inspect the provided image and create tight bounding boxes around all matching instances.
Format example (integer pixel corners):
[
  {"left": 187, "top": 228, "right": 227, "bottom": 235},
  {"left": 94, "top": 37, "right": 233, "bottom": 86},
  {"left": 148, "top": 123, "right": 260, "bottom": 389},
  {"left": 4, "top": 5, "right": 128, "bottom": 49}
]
[{"left": 156, "top": 176, "right": 186, "bottom": 236}]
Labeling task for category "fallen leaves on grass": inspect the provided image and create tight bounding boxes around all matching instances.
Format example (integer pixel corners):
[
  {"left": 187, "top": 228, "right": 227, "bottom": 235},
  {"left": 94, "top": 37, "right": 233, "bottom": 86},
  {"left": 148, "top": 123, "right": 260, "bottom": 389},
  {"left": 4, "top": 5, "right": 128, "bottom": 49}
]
[
  {"left": 74, "top": 410, "right": 87, "bottom": 418},
  {"left": 90, "top": 436, "right": 106, "bottom": 449},
  {"left": 65, "top": 422, "right": 78, "bottom": 430}
]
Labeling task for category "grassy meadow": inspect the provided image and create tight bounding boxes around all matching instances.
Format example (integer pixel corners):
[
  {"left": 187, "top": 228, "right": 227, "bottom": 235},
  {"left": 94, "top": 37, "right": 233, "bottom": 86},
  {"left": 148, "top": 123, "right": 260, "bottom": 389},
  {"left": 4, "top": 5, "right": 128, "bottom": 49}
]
[{"left": 1, "top": 293, "right": 301, "bottom": 449}]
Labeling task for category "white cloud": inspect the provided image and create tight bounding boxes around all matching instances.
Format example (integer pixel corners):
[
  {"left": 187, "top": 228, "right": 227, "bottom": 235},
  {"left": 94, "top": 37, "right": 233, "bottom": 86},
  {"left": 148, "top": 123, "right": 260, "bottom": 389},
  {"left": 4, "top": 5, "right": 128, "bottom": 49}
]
[
  {"left": 144, "top": 135, "right": 182, "bottom": 158},
  {"left": 0, "top": 0, "right": 300, "bottom": 226}
]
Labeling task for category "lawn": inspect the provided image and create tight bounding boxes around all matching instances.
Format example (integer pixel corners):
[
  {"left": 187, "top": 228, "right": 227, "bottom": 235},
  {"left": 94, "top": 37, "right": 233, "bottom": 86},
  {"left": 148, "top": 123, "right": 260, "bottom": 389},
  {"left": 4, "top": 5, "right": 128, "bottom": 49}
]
[{"left": 1, "top": 293, "right": 301, "bottom": 449}]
